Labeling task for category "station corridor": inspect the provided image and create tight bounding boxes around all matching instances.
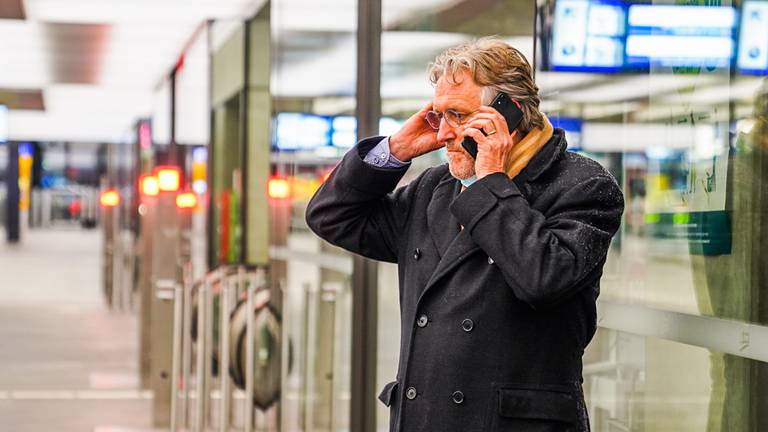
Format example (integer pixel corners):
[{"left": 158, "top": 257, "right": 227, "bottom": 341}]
[{"left": 0, "top": 228, "right": 153, "bottom": 432}]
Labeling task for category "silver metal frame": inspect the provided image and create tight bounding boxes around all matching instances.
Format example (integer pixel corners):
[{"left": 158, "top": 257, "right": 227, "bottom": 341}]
[
  {"left": 171, "top": 265, "right": 267, "bottom": 431},
  {"left": 598, "top": 300, "right": 768, "bottom": 362}
]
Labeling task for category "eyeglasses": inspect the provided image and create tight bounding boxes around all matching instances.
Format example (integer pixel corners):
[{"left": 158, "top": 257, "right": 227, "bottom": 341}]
[{"left": 424, "top": 109, "right": 478, "bottom": 130}]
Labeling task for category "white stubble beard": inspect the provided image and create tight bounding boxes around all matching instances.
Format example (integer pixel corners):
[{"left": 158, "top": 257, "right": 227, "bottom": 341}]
[{"left": 445, "top": 140, "right": 476, "bottom": 180}]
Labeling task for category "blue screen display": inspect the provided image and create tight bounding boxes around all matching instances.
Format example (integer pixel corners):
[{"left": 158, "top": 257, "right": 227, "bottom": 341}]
[
  {"left": 274, "top": 114, "right": 406, "bottom": 150},
  {"left": 738, "top": 1, "right": 768, "bottom": 75},
  {"left": 274, "top": 113, "right": 332, "bottom": 151},
  {"left": 551, "top": 0, "right": 627, "bottom": 72},
  {"left": 550, "top": 116, "right": 583, "bottom": 150},
  {"left": 550, "top": 0, "right": 738, "bottom": 72}
]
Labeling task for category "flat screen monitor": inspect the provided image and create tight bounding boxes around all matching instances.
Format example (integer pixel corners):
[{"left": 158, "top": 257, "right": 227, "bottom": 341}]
[
  {"left": 551, "top": 0, "right": 627, "bottom": 72},
  {"left": 625, "top": 4, "right": 735, "bottom": 69},
  {"left": 737, "top": 1, "right": 768, "bottom": 74},
  {"left": 275, "top": 113, "right": 331, "bottom": 151},
  {"left": 329, "top": 116, "right": 406, "bottom": 148},
  {"left": 547, "top": 0, "right": 737, "bottom": 72},
  {"left": 331, "top": 116, "right": 357, "bottom": 148}
]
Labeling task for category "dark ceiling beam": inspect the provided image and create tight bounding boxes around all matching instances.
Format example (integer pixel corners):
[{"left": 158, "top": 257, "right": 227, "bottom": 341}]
[
  {"left": 0, "top": 89, "right": 45, "bottom": 110},
  {"left": 0, "top": 0, "right": 25, "bottom": 20},
  {"left": 45, "top": 23, "right": 112, "bottom": 84}
]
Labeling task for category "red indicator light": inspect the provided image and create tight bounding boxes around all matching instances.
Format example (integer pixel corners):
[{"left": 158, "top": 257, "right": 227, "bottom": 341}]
[
  {"left": 176, "top": 192, "right": 197, "bottom": 209},
  {"left": 100, "top": 189, "right": 120, "bottom": 208},
  {"left": 268, "top": 178, "right": 291, "bottom": 199},
  {"left": 154, "top": 166, "right": 181, "bottom": 192},
  {"left": 139, "top": 175, "right": 159, "bottom": 197}
]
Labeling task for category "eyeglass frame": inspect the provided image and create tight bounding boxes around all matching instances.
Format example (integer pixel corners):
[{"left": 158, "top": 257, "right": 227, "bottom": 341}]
[{"left": 424, "top": 108, "right": 479, "bottom": 131}]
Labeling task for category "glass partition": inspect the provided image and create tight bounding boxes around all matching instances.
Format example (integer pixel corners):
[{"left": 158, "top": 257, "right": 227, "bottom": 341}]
[
  {"left": 585, "top": 327, "right": 768, "bottom": 431},
  {"left": 536, "top": 0, "right": 768, "bottom": 325},
  {"left": 269, "top": 1, "right": 358, "bottom": 430},
  {"left": 535, "top": 0, "right": 768, "bottom": 430}
]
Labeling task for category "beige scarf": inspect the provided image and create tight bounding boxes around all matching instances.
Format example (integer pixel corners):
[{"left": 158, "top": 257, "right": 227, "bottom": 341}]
[{"left": 504, "top": 114, "right": 554, "bottom": 179}]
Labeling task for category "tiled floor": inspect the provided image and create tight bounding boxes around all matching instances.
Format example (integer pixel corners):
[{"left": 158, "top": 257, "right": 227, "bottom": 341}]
[{"left": 0, "top": 227, "right": 155, "bottom": 431}]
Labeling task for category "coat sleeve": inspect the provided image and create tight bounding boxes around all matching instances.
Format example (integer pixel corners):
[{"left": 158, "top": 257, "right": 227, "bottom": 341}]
[
  {"left": 305, "top": 137, "right": 427, "bottom": 263},
  {"left": 450, "top": 172, "right": 624, "bottom": 310}
]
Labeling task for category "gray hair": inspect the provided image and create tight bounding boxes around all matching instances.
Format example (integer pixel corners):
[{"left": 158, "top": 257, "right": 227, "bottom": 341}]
[{"left": 428, "top": 37, "right": 545, "bottom": 134}]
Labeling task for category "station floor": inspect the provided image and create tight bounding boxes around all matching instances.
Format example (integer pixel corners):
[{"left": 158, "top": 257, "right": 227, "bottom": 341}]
[{"left": 0, "top": 227, "right": 155, "bottom": 431}]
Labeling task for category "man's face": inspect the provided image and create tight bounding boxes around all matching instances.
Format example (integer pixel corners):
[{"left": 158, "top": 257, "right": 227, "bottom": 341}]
[{"left": 433, "top": 70, "right": 484, "bottom": 180}]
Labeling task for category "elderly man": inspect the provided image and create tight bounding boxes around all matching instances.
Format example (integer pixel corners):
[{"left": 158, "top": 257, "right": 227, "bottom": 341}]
[{"left": 306, "top": 38, "right": 623, "bottom": 432}]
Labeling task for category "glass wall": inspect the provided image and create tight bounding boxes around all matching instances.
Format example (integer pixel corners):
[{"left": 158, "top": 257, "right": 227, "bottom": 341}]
[
  {"left": 200, "top": 0, "right": 768, "bottom": 430},
  {"left": 269, "top": 1, "right": 358, "bottom": 431},
  {"left": 535, "top": 0, "right": 768, "bottom": 430},
  {"left": 361, "top": 0, "right": 768, "bottom": 430}
]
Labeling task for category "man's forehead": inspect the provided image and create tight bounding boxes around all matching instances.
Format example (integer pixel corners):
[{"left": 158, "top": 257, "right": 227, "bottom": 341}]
[{"left": 433, "top": 75, "right": 481, "bottom": 110}]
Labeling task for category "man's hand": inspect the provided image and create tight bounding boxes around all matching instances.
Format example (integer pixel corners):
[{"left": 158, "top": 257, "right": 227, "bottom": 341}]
[
  {"left": 389, "top": 102, "right": 442, "bottom": 162},
  {"left": 462, "top": 106, "right": 518, "bottom": 179}
]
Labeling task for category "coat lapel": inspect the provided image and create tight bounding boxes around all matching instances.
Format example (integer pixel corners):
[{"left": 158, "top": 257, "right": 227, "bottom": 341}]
[
  {"left": 421, "top": 174, "right": 481, "bottom": 304},
  {"left": 426, "top": 174, "right": 462, "bottom": 258}
]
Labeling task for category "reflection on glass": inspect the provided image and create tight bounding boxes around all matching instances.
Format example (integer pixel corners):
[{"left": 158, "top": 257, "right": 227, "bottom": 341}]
[
  {"left": 584, "top": 328, "right": 768, "bottom": 431},
  {"left": 537, "top": 0, "right": 768, "bottom": 327},
  {"left": 271, "top": 1, "right": 357, "bottom": 431}
]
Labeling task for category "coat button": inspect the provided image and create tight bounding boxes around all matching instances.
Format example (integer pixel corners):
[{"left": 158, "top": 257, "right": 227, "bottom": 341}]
[
  {"left": 461, "top": 318, "right": 474, "bottom": 332},
  {"left": 413, "top": 248, "right": 421, "bottom": 260},
  {"left": 488, "top": 256, "right": 494, "bottom": 265},
  {"left": 417, "top": 314, "right": 429, "bottom": 328},
  {"left": 452, "top": 390, "right": 465, "bottom": 404},
  {"left": 406, "top": 387, "right": 417, "bottom": 400}
]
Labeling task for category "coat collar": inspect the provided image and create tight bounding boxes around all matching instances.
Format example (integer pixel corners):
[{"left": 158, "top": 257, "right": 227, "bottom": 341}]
[{"left": 514, "top": 128, "right": 568, "bottom": 184}]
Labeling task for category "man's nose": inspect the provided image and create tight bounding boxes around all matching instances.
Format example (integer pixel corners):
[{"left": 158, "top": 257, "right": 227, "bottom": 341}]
[{"left": 436, "top": 118, "right": 457, "bottom": 143}]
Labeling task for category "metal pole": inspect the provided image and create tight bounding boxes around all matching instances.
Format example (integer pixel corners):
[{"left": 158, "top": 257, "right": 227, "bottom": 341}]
[
  {"left": 204, "top": 276, "right": 215, "bottom": 428},
  {"left": 181, "top": 274, "right": 193, "bottom": 428},
  {"left": 219, "top": 276, "right": 231, "bottom": 431},
  {"left": 244, "top": 267, "right": 255, "bottom": 432},
  {"left": 6, "top": 142, "right": 20, "bottom": 243},
  {"left": 194, "top": 281, "right": 208, "bottom": 432},
  {"left": 170, "top": 283, "right": 184, "bottom": 431},
  {"left": 353, "top": 0, "right": 381, "bottom": 430}
]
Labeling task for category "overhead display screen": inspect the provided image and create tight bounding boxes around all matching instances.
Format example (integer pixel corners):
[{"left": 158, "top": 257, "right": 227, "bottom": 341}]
[
  {"left": 548, "top": 0, "right": 738, "bottom": 72},
  {"left": 551, "top": 0, "right": 627, "bottom": 71},
  {"left": 274, "top": 113, "right": 406, "bottom": 151},
  {"left": 738, "top": 1, "right": 768, "bottom": 74},
  {"left": 275, "top": 113, "right": 331, "bottom": 151},
  {"left": 625, "top": 5, "right": 735, "bottom": 69}
]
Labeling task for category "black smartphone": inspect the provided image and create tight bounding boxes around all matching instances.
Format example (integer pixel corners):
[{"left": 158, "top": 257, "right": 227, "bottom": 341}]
[{"left": 461, "top": 92, "right": 524, "bottom": 159}]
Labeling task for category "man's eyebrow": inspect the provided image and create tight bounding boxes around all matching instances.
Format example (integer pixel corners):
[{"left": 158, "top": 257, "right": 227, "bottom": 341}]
[
  {"left": 435, "top": 102, "right": 471, "bottom": 112},
  {"left": 448, "top": 105, "right": 473, "bottom": 113}
]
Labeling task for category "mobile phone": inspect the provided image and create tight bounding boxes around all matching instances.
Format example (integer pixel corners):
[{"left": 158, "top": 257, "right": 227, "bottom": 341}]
[{"left": 461, "top": 93, "right": 524, "bottom": 159}]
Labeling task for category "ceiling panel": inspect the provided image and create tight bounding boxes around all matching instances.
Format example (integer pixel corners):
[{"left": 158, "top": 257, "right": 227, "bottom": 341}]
[
  {"left": 45, "top": 23, "right": 111, "bottom": 84},
  {"left": 0, "top": 0, "right": 25, "bottom": 19},
  {"left": 0, "top": 89, "right": 45, "bottom": 110}
]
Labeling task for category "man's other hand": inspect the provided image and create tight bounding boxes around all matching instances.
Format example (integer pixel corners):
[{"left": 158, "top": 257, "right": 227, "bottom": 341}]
[{"left": 389, "top": 102, "right": 441, "bottom": 162}]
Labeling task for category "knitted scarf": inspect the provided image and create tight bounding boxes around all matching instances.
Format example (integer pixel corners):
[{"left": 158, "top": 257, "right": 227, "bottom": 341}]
[{"left": 504, "top": 114, "right": 554, "bottom": 179}]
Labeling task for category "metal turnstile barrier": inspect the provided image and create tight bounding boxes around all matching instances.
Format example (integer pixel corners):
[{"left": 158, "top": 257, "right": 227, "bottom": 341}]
[{"left": 170, "top": 264, "right": 274, "bottom": 431}]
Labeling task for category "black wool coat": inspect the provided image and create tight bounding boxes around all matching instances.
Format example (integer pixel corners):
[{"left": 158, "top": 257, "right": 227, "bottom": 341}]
[{"left": 306, "top": 129, "right": 624, "bottom": 432}]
